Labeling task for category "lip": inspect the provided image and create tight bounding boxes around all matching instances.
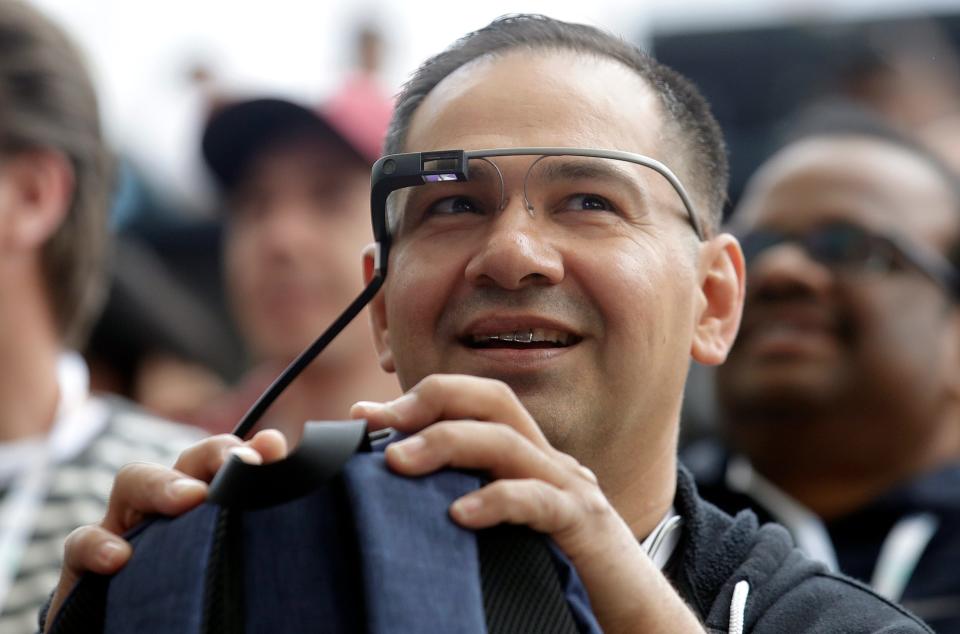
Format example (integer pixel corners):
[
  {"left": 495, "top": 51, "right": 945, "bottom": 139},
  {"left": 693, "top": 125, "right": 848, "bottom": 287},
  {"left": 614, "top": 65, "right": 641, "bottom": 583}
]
[
  {"left": 737, "top": 303, "right": 841, "bottom": 358},
  {"left": 458, "top": 314, "right": 584, "bottom": 339}
]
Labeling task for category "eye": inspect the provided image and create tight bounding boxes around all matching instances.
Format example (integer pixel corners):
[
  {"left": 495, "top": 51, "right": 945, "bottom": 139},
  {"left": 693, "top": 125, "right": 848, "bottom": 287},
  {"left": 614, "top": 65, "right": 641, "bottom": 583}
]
[
  {"left": 427, "top": 196, "right": 483, "bottom": 215},
  {"left": 561, "top": 193, "right": 616, "bottom": 213}
]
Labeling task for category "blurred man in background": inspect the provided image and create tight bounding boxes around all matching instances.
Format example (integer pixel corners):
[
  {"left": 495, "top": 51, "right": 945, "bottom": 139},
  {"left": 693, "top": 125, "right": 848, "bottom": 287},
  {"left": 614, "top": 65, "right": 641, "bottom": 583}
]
[
  {"left": 193, "top": 78, "right": 400, "bottom": 440},
  {"left": 0, "top": 3, "right": 203, "bottom": 631},
  {"left": 691, "top": 115, "right": 960, "bottom": 631}
]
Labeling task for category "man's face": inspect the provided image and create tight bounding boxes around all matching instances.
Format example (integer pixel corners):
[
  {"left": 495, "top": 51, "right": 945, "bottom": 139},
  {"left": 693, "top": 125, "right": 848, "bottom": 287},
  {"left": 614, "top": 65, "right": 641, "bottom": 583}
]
[
  {"left": 718, "top": 137, "right": 960, "bottom": 421},
  {"left": 368, "top": 50, "right": 717, "bottom": 458},
  {"left": 224, "top": 138, "right": 372, "bottom": 365}
]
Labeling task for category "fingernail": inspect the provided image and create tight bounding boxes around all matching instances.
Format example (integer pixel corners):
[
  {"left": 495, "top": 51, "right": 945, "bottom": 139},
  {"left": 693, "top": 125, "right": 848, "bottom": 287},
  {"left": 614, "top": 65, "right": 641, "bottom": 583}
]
[
  {"left": 228, "top": 446, "right": 263, "bottom": 465},
  {"left": 351, "top": 400, "right": 383, "bottom": 414},
  {"left": 166, "top": 478, "right": 206, "bottom": 499},
  {"left": 451, "top": 496, "right": 483, "bottom": 520},
  {"left": 97, "top": 540, "right": 126, "bottom": 567},
  {"left": 388, "top": 435, "right": 426, "bottom": 464},
  {"left": 351, "top": 400, "right": 400, "bottom": 426}
]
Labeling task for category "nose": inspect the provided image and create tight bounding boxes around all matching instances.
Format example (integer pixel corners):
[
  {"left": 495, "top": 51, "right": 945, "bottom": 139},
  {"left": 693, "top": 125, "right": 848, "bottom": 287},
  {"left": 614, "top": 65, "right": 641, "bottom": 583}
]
[
  {"left": 257, "top": 204, "right": 313, "bottom": 261},
  {"left": 747, "top": 242, "right": 834, "bottom": 300},
  {"left": 464, "top": 200, "right": 564, "bottom": 290}
]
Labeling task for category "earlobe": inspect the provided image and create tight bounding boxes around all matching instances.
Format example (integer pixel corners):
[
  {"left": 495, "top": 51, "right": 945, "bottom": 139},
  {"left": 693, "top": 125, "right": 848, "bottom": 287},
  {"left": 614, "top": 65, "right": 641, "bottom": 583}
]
[
  {"left": 362, "top": 245, "right": 396, "bottom": 373},
  {"left": 690, "top": 234, "right": 746, "bottom": 366}
]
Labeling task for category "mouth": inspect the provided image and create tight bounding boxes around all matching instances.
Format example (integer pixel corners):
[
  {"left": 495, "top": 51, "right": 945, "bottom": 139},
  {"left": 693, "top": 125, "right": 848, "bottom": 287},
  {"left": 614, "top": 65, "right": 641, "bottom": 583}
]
[
  {"left": 462, "top": 327, "right": 582, "bottom": 350},
  {"left": 737, "top": 308, "right": 843, "bottom": 360}
]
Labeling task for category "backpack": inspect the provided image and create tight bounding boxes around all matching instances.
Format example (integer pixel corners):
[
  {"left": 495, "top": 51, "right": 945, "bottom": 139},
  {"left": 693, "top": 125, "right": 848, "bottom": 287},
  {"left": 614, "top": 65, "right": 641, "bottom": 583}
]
[{"left": 49, "top": 422, "right": 601, "bottom": 633}]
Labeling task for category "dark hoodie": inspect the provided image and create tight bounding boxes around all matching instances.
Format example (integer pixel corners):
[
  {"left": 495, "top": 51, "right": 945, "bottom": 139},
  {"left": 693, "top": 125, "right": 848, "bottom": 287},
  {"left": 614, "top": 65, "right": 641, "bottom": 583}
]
[{"left": 669, "top": 467, "right": 932, "bottom": 632}]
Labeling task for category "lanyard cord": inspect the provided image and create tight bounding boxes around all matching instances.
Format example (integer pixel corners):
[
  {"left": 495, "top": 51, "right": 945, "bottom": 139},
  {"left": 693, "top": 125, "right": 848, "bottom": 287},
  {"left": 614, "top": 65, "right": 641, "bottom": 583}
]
[
  {"left": 870, "top": 513, "right": 939, "bottom": 602},
  {"left": 0, "top": 352, "right": 103, "bottom": 614},
  {"left": 0, "top": 444, "right": 53, "bottom": 613}
]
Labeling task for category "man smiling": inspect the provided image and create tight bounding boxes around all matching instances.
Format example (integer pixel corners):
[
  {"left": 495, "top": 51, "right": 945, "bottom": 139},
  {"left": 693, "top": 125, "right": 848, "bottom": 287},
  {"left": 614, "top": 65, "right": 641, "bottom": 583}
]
[{"left": 45, "top": 16, "right": 930, "bottom": 633}]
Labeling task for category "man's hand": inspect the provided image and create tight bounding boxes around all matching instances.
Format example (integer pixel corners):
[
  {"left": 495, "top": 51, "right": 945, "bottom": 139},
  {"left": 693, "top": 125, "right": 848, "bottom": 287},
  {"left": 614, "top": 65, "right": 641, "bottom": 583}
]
[
  {"left": 351, "top": 374, "right": 703, "bottom": 634},
  {"left": 44, "top": 430, "right": 287, "bottom": 633}
]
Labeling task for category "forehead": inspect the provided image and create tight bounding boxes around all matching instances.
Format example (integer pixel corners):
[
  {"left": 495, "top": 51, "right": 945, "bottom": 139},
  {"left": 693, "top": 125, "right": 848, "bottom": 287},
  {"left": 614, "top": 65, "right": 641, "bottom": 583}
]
[
  {"left": 405, "top": 49, "right": 668, "bottom": 159},
  {"left": 736, "top": 136, "right": 959, "bottom": 251}
]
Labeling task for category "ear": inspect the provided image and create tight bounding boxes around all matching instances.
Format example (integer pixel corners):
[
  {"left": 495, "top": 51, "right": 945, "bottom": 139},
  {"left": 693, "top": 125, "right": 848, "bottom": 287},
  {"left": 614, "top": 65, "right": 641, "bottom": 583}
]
[
  {"left": 943, "top": 308, "right": 960, "bottom": 403},
  {"left": 691, "top": 233, "right": 746, "bottom": 365},
  {"left": 0, "top": 150, "right": 74, "bottom": 251},
  {"left": 362, "top": 243, "right": 395, "bottom": 373}
]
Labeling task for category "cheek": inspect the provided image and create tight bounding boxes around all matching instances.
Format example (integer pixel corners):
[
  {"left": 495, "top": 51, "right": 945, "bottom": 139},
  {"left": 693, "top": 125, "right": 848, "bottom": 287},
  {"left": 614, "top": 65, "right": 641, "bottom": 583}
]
[
  {"left": 224, "top": 233, "right": 258, "bottom": 304},
  {"left": 383, "top": 242, "right": 463, "bottom": 362},
  {"left": 585, "top": 237, "right": 695, "bottom": 349},
  {"left": 850, "top": 284, "right": 947, "bottom": 376}
]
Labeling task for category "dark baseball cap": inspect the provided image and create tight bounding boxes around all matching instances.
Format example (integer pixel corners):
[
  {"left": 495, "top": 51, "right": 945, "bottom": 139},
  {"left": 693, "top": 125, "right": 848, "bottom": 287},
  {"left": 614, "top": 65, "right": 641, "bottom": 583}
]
[{"left": 201, "top": 75, "right": 393, "bottom": 191}]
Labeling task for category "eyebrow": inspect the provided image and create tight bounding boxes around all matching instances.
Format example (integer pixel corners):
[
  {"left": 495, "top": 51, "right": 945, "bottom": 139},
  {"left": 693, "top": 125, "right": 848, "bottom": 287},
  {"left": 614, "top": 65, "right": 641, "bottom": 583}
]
[{"left": 532, "top": 157, "right": 650, "bottom": 208}]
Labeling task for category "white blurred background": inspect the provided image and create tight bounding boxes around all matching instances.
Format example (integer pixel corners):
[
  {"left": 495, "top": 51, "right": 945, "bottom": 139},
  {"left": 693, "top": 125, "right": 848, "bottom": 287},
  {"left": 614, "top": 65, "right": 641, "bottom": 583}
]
[{"left": 26, "top": 0, "right": 960, "bottom": 210}]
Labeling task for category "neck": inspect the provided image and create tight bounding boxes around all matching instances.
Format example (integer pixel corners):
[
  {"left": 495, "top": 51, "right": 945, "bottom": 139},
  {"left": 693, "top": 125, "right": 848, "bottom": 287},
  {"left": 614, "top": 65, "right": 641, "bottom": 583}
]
[
  {"left": 592, "top": 418, "right": 679, "bottom": 541},
  {"left": 732, "top": 405, "right": 960, "bottom": 520},
  {"left": 0, "top": 272, "right": 62, "bottom": 442}
]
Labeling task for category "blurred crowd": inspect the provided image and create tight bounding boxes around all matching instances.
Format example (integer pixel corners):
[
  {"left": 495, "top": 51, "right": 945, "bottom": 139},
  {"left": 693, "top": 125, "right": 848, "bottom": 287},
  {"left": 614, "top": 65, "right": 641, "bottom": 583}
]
[{"left": 4, "top": 1, "right": 960, "bottom": 632}]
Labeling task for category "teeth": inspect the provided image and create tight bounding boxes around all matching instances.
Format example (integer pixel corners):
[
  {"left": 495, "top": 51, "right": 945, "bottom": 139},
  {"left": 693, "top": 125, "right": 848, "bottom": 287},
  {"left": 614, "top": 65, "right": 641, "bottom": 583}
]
[{"left": 471, "top": 328, "right": 571, "bottom": 345}]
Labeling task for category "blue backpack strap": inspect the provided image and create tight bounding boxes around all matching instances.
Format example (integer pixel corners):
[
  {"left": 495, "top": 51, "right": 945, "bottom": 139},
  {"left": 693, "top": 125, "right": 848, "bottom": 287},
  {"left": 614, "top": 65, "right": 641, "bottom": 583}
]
[
  {"left": 50, "top": 449, "right": 600, "bottom": 634},
  {"left": 342, "top": 452, "right": 488, "bottom": 633},
  {"left": 105, "top": 503, "right": 221, "bottom": 633}
]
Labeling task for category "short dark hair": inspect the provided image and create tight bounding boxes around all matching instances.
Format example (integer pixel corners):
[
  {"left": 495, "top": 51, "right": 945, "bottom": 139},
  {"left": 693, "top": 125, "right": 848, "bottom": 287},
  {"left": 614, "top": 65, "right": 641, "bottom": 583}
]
[
  {"left": 385, "top": 14, "right": 728, "bottom": 232},
  {"left": 775, "top": 103, "right": 960, "bottom": 269},
  {"left": 781, "top": 102, "right": 960, "bottom": 211},
  {"left": 0, "top": 1, "right": 110, "bottom": 346}
]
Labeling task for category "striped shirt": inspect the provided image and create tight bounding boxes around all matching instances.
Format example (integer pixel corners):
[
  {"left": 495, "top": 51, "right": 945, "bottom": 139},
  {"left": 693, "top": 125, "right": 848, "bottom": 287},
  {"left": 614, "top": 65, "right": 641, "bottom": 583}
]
[{"left": 0, "top": 355, "right": 204, "bottom": 633}]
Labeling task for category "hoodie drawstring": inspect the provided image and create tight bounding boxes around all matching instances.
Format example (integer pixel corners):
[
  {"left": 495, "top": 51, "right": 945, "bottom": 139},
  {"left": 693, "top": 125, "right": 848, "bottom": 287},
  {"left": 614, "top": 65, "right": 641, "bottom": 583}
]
[{"left": 729, "top": 579, "right": 750, "bottom": 634}]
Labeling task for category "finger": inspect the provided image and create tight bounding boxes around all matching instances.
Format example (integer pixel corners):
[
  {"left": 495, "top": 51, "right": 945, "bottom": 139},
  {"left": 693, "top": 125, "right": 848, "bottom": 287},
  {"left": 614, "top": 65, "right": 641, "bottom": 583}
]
[
  {"left": 246, "top": 428, "right": 288, "bottom": 464},
  {"left": 101, "top": 462, "right": 207, "bottom": 535},
  {"left": 449, "top": 479, "right": 577, "bottom": 533},
  {"left": 63, "top": 524, "right": 131, "bottom": 576},
  {"left": 385, "top": 421, "right": 569, "bottom": 485},
  {"left": 46, "top": 525, "right": 133, "bottom": 631},
  {"left": 553, "top": 450, "right": 599, "bottom": 485},
  {"left": 172, "top": 434, "right": 246, "bottom": 481},
  {"left": 353, "top": 375, "right": 549, "bottom": 448}
]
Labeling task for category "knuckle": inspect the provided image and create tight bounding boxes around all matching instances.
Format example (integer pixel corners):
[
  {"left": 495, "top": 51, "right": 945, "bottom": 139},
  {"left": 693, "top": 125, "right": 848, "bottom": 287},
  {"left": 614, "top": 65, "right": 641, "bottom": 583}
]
[
  {"left": 110, "top": 462, "right": 171, "bottom": 506},
  {"left": 62, "top": 525, "right": 92, "bottom": 554},
  {"left": 576, "top": 487, "right": 610, "bottom": 518},
  {"left": 63, "top": 525, "right": 105, "bottom": 566},
  {"left": 519, "top": 481, "right": 566, "bottom": 530},
  {"left": 415, "top": 374, "right": 445, "bottom": 397},
  {"left": 486, "top": 378, "right": 517, "bottom": 402},
  {"left": 424, "top": 421, "right": 460, "bottom": 445},
  {"left": 553, "top": 450, "right": 581, "bottom": 471}
]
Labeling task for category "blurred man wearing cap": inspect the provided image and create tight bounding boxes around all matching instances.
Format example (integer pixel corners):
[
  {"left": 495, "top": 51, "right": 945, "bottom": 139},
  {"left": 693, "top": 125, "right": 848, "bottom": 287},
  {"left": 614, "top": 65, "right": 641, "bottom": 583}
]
[
  {"left": 195, "top": 80, "right": 400, "bottom": 440},
  {"left": 0, "top": 3, "right": 203, "bottom": 631}
]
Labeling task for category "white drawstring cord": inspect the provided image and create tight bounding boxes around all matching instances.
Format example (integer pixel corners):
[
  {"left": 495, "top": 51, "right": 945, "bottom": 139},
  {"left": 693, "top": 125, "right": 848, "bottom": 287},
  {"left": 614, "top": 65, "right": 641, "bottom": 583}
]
[{"left": 729, "top": 580, "right": 750, "bottom": 634}]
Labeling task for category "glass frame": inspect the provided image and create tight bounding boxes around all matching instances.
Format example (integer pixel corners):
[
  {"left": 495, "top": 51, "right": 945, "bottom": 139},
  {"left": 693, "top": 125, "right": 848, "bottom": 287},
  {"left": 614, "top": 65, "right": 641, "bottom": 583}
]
[
  {"left": 369, "top": 147, "right": 705, "bottom": 278},
  {"left": 739, "top": 221, "right": 960, "bottom": 296}
]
